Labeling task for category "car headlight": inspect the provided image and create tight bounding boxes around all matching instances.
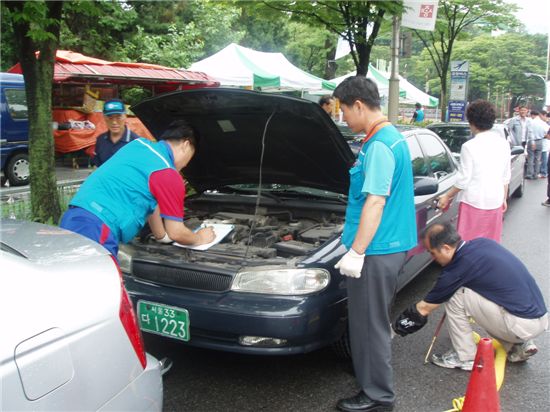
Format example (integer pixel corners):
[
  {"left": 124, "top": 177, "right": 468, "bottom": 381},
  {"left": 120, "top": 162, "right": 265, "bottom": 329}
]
[
  {"left": 231, "top": 268, "right": 330, "bottom": 295},
  {"left": 117, "top": 246, "right": 133, "bottom": 274}
]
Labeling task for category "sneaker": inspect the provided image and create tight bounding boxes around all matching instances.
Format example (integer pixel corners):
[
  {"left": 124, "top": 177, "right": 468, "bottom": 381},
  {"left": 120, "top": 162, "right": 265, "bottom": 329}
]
[
  {"left": 432, "top": 349, "right": 474, "bottom": 371},
  {"left": 507, "top": 340, "right": 538, "bottom": 363},
  {"left": 542, "top": 199, "right": 550, "bottom": 207}
]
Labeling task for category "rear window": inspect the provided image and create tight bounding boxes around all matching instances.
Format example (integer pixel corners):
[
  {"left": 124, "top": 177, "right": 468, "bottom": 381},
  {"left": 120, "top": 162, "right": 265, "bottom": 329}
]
[{"left": 429, "top": 126, "right": 471, "bottom": 153}]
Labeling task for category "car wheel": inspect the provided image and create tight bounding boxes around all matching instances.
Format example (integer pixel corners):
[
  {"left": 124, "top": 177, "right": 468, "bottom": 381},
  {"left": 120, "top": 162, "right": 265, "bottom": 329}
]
[
  {"left": 331, "top": 326, "right": 352, "bottom": 360},
  {"left": 6, "top": 153, "right": 30, "bottom": 186},
  {"left": 512, "top": 175, "right": 524, "bottom": 198}
]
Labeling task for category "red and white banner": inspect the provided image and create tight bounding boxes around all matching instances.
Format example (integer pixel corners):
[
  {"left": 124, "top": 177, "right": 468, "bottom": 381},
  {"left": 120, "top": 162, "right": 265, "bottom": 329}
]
[{"left": 401, "top": 0, "right": 439, "bottom": 31}]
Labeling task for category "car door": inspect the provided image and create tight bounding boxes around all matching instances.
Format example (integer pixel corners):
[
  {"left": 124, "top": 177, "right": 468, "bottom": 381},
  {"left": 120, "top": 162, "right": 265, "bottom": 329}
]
[{"left": 399, "top": 132, "right": 459, "bottom": 289}]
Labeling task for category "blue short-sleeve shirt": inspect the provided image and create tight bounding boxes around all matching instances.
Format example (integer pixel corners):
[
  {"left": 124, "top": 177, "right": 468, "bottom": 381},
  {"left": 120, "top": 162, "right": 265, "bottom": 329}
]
[{"left": 341, "top": 125, "right": 417, "bottom": 255}]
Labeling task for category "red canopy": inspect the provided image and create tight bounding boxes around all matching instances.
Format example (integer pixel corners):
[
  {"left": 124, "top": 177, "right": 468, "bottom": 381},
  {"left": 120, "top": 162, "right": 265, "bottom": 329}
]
[{"left": 8, "top": 50, "right": 219, "bottom": 87}]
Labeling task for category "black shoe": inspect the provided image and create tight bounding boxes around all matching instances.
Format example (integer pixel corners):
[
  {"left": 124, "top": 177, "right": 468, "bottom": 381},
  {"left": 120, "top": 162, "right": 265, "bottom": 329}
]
[{"left": 336, "top": 391, "right": 394, "bottom": 411}]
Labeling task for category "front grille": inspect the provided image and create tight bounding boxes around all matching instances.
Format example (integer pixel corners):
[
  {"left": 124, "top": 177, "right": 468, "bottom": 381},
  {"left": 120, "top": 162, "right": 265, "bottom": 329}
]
[{"left": 132, "top": 261, "right": 232, "bottom": 292}]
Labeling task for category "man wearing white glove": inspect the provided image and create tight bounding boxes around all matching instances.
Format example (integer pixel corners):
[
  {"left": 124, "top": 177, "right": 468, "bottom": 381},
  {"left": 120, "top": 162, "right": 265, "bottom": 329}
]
[{"left": 333, "top": 77, "right": 417, "bottom": 412}]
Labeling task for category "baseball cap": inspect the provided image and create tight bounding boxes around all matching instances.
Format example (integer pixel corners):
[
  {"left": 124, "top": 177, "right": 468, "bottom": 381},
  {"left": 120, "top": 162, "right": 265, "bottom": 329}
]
[{"left": 103, "top": 99, "right": 126, "bottom": 116}]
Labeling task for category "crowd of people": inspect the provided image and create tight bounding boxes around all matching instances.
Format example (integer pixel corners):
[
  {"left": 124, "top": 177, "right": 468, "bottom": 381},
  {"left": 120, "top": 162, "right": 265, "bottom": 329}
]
[{"left": 59, "top": 87, "right": 548, "bottom": 412}]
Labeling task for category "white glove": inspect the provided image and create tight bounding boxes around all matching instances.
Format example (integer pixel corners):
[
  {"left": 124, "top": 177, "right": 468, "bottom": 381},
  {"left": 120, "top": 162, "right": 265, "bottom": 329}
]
[
  {"left": 155, "top": 233, "right": 173, "bottom": 244},
  {"left": 334, "top": 248, "right": 365, "bottom": 278}
]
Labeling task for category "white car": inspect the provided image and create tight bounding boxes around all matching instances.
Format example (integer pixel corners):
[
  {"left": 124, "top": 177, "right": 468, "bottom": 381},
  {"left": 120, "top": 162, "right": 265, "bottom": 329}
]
[{"left": 0, "top": 219, "right": 165, "bottom": 411}]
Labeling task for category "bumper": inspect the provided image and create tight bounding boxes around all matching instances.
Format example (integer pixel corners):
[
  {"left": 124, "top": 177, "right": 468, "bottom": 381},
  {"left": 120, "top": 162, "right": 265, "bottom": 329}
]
[
  {"left": 98, "top": 353, "right": 163, "bottom": 412},
  {"left": 124, "top": 276, "right": 348, "bottom": 355}
]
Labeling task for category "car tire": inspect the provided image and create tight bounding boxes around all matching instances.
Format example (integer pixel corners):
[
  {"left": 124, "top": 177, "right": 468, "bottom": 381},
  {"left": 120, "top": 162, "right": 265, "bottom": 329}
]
[
  {"left": 6, "top": 153, "right": 30, "bottom": 186},
  {"left": 512, "top": 175, "right": 525, "bottom": 198},
  {"left": 331, "top": 327, "right": 352, "bottom": 360}
]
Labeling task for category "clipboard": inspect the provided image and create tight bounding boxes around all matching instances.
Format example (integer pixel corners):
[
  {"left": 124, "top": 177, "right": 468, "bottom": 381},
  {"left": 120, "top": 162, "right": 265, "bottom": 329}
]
[{"left": 174, "top": 223, "right": 234, "bottom": 251}]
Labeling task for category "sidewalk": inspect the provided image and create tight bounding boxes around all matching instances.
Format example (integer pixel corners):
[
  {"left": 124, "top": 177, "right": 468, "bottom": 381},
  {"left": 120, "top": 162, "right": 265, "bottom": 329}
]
[
  {"left": 55, "top": 165, "right": 93, "bottom": 183},
  {"left": 1, "top": 166, "right": 91, "bottom": 197}
]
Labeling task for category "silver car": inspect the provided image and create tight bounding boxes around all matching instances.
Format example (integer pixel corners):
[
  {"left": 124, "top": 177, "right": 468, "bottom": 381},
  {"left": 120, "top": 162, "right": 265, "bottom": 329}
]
[{"left": 0, "top": 219, "right": 164, "bottom": 411}]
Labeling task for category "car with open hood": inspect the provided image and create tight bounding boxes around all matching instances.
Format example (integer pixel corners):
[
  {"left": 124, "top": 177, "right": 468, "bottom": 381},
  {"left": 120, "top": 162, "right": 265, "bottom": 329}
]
[{"left": 119, "top": 88, "right": 458, "bottom": 357}]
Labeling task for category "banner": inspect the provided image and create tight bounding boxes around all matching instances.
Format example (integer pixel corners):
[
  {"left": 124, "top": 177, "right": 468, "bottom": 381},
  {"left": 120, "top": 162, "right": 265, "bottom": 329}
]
[{"left": 402, "top": 0, "right": 439, "bottom": 31}]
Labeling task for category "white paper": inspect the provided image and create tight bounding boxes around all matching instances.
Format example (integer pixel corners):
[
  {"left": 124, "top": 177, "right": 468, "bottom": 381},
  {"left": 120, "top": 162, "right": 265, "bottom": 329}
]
[{"left": 174, "top": 223, "right": 234, "bottom": 251}]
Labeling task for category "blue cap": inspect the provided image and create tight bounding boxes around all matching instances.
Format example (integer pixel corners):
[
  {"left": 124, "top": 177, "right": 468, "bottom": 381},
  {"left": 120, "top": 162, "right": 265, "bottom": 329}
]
[{"left": 103, "top": 99, "right": 126, "bottom": 116}]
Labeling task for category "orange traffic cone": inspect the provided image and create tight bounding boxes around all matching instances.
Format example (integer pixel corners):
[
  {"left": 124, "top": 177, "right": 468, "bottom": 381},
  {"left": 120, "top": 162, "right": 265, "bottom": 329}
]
[{"left": 462, "top": 337, "right": 500, "bottom": 412}]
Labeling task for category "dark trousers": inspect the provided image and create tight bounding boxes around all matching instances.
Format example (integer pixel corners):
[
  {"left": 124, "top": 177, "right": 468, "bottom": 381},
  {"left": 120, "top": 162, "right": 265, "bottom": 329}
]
[
  {"left": 346, "top": 252, "right": 406, "bottom": 405},
  {"left": 547, "top": 154, "right": 550, "bottom": 199}
]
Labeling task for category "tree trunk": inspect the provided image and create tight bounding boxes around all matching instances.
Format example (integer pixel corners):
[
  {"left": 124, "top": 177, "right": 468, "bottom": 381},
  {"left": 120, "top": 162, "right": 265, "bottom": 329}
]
[
  {"left": 8, "top": 1, "right": 63, "bottom": 224},
  {"left": 323, "top": 40, "right": 337, "bottom": 80},
  {"left": 440, "top": 76, "right": 447, "bottom": 122}
]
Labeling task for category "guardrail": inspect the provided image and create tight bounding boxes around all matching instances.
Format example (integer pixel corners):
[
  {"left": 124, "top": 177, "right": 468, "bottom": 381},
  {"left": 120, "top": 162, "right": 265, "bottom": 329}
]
[{"left": 1, "top": 178, "right": 85, "bottom": 220}]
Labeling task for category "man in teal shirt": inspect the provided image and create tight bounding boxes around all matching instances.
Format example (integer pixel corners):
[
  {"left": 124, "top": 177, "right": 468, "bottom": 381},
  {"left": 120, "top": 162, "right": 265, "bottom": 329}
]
[
  {"left": 333, "top": 76, "right": 417, "bottom": 412},
  {"left": 411, "top": 102, "right": 425, "bottom": 123}
]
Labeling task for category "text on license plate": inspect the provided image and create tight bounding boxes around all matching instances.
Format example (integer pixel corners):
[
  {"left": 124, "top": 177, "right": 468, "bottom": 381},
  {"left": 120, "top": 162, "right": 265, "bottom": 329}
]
[{"left": 137, "top": 301, "right": 190, "bottom": 342}]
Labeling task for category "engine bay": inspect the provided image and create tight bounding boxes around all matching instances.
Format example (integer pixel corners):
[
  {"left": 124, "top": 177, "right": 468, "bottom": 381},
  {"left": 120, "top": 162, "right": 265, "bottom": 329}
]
[{"left": 138, "top": 193, "right": 346, "bottom": 262}]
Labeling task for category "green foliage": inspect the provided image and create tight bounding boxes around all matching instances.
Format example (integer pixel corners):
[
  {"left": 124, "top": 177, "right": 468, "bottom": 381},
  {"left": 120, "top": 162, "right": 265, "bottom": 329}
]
[
  {"left": 412, "top": 0, "right": 519, "bottom": 119},
  {"left": 452, "top": 32, "right": 547, "bottom": 102},
  {"left": 120, "top": 86, "right": 152, "bottom": 107},
  {"left": 59, "top": 1, "right": 137, "bottom": 61},
  {"left": 256, "top": 1, "right": 402, "bottom": 76},
  {"left": 284, "top": 22, "right": 334, "bottom": 78},
  {"left": 125, "top": 24, "right": 203, "bottom": 68}
]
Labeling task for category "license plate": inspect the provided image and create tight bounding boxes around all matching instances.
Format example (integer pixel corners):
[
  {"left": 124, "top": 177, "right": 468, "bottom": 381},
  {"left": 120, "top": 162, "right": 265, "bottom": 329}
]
[{"left": 137, "top": 301, "right": 190, "bottom": 342}]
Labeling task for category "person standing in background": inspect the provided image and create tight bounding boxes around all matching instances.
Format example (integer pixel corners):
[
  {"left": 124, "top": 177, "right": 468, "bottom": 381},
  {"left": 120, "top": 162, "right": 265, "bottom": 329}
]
[
  {"left": 528, "top": 110, "right": 548, "bottom": 179},
  {"left": 508, "top": 105, "right": 532, "bottom": 148},
  {"left": 438, "top": 100, "right": 510, "bottom": 242},
  {"left": 537, "top": 110, "right": 549, "bottom": 178},
  {"left": 319, "top": 95, "right": 335, "bottom": 117},
  {"left": 410, "top": 102, "right": 424, "bottom": 124},
  {"left": 93, "top": 99, "right": 140, "bottom": 167}
]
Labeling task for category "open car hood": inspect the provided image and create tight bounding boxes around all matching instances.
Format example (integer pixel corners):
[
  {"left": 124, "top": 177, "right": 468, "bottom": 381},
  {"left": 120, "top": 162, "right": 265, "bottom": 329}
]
[{"left": 131, "top": 88, "right": 356, "bottom": 194}]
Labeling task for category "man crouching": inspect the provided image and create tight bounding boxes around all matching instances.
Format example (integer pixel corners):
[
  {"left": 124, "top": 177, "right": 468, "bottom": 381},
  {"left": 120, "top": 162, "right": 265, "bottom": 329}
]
[{"left": 393, "top": 221, "right": 548, "bottom": 370}]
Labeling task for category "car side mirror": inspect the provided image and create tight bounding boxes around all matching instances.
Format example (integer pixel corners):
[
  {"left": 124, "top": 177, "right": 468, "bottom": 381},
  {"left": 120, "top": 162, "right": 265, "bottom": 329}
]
[
  {"left": 511, "top": 146, "right": 524, "bottom": 155},
  {"left": 414, "top": 177, "right": 439, "bottom": 196}
]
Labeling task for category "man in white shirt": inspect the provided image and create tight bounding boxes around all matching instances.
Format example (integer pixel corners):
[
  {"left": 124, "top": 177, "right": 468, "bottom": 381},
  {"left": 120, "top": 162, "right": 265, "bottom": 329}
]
[
  {"left": 508, "top": 106, "right": 532, "bottom": 148},
  {"left": 528, "top": 110, "right": 549, "bottom": 179},
  {"left": 538, "top": 110, "right": 549, "bottom": 178}
]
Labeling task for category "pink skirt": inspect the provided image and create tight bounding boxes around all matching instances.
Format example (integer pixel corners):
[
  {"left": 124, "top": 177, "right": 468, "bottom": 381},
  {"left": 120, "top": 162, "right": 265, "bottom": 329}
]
[{"left": 457, "top": 202, "right": 504, "bottom": 243}]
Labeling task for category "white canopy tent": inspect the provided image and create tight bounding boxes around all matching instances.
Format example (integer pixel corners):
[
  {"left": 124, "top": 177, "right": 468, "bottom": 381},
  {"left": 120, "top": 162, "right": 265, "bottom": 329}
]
[
  {"left": 189, "top": 43, "right": 335, "bottom": 92},
  {"left": 319, "top": 65, "right": 439, "bottom": 107}
]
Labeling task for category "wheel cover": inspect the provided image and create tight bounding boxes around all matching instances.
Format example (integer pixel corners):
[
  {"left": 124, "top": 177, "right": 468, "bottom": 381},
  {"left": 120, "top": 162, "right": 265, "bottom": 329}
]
[{"left": 13, "top": 158, "right": 30, "bottom": 181}]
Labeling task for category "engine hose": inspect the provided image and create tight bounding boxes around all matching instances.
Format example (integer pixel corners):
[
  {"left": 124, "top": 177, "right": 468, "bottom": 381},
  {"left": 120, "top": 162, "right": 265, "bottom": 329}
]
[{"left": 442, "top": 332, "right": 507, "bottom": 412}]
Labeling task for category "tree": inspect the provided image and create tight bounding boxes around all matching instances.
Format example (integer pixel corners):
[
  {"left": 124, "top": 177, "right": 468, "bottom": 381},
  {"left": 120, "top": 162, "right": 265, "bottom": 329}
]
[
  {"left": 5, "top": 1, "right": 64, "bottom": 223},
  {"left": 451, "top": 33, "right": 547, "bottom": 114},
  {"left": 285, "top": 22, "right": 335, "bottom": 78},
  {"left": 260, "top": 1, "right": 402, "bottom": 76},
  {"left": 412, "top": 0, "right": 517, "bottom": 120}
]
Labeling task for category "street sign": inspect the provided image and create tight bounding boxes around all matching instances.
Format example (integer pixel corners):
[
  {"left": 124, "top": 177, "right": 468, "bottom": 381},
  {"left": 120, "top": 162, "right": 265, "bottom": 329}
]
[{"left": 448, "top": 100, "right": 466, "bottom": 122}]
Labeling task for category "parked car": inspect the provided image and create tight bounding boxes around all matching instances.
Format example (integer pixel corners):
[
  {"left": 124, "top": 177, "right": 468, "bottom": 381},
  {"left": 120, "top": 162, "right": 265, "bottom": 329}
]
[
  {"left": 426, "top": 122, "right": 526, "bottom": 198},
  {"left": 0, "top": 219, "right": 164, "bottom": 411},
  {"left": 119, "top": 88, "right": 458, "bottom": 358},
  {"left": 0, "top": 72, "right": 30, "bottom": 186}
]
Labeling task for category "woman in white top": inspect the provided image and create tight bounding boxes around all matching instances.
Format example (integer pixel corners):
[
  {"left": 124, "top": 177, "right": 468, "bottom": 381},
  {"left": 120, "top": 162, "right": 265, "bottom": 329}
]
[{"left": 438, "top": 100, "right": 511, "bottom": 242}]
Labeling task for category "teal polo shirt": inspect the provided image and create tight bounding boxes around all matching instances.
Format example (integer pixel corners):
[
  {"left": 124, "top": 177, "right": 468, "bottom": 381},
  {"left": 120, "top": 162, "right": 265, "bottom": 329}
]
[{"left": 341, "top": 125, "right": 417, "bottom": 255}]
